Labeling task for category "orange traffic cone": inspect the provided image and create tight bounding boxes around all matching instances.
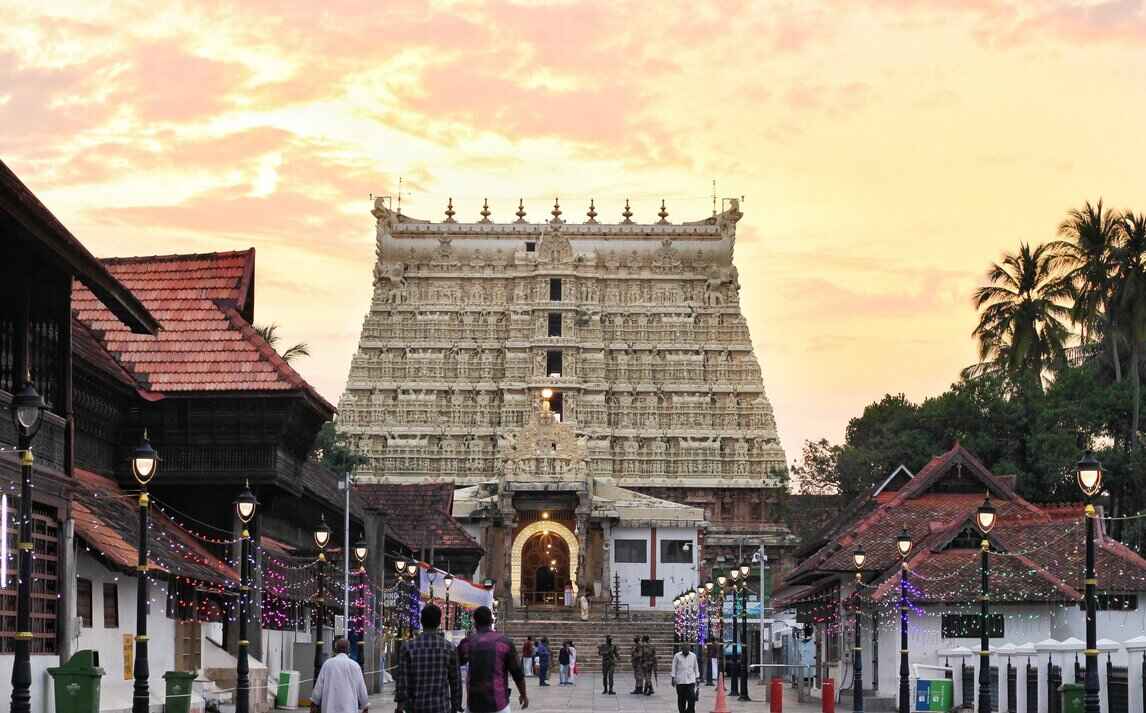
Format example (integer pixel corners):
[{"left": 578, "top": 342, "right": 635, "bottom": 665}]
[{"left": 711, "top": 673, "right": 732, "bottom": 713}]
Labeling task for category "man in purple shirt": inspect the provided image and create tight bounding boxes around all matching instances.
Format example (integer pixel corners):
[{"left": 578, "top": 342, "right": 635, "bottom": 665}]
[{"left": 456, "top": 606, "right": 528, "bottom": 713}]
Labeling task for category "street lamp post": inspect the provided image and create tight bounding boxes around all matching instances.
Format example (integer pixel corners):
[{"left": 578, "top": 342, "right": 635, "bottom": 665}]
[
  {"left": 9, "top": 380, "right": 44, "bottom": 713},
  {"left": 354, "top": 537, "right": 368, "bottom": 663},
  {"left": 394, "top": 559, "right": 407, "bottom": 639},
  {"left": 131, "top": 432, "right": 159, "bottom": 713},
  {"left": 975, "top": 495, "right": 997, "bottom": 713},
  {"left": 729, "top": 569, "right": 741, "bottom": 696},
  {"left": 717, "top": 574, "right": 728, "bottom": 689},
  {"left": 705, "top": 580, "right": 716, "bottom": 686},
  {"left": 444, "top": 572, "right": 454, "bottom": 630},
  {"left": 738, "top": 563, "right": 752, "bottom": 701},
  {"left": 313, "top": 516, "right": 332, "bottom": 677},
  {"left": 1077, "top": 452, "right": 1103, "bottom": 713},
  {"left": 234, "top": 483, "right": 259, "bottom": 713},
  {"left": 896, "top": 528, "right": 913, "bottom": 713},
  {"left": 853, "top": 546, "right": 867, "bottom": 713}
]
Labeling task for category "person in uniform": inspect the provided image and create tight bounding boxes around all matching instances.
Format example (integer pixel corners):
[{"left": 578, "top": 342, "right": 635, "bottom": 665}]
[
  {"left": 630, "top": 636, "right": 644, "bottom": 694},
  {"left": 640, "top": 635, "right": 658, "bottom": 695},
  {"left": 597, "top": 635, "right": 619, "bottom": 695}
]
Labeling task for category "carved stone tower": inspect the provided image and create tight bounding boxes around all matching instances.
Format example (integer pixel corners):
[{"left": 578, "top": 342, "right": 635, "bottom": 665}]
[{"left": 339, "top": 198, "right": 793, "bottom": 567}]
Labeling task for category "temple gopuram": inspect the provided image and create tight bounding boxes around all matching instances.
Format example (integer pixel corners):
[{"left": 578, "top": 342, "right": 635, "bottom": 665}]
[{"left": 338, "top": 197, "right": 794, "bottom": 609}]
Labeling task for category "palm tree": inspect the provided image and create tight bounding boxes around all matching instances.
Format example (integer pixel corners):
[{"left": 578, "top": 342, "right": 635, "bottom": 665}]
[
  {"left": 1055, "top": 199, "right": 1124, "bottom": 380},
  {"left": 254, "top": 323, "right": 311, "bottom": 363},
  {"left": 966, "top": 242, "right": 1072, "bottom": 391},
  {"left": 1113, "top": 212, "right": 1146, "bottom": 448}
]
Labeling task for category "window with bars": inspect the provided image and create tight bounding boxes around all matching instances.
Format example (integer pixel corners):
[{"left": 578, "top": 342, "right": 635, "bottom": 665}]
[
  {"left": 103, "top": 582, "right": 119, "bottom": 628},
  {"left": 0, "top": 502, "right": 61, "bottom": 653},
  {"left": 77, "top": 578, "right": 93, "bottom": 627}
]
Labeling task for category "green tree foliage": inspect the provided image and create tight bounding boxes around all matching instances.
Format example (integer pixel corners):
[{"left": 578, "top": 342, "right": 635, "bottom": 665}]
[
  {"left": 254, "top": 322, "right": 311, "bottom": 363},
  {"left": 312, "top": 421, "right": 368, "bottom": 473},
  {"left": 796, "top": 364, "right": 1142, "bottom": 548}
]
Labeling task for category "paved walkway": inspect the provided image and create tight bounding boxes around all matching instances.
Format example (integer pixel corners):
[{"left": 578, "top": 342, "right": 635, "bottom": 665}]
[{"left": 369, "top": 673, "right": 822, "bottom": 713}]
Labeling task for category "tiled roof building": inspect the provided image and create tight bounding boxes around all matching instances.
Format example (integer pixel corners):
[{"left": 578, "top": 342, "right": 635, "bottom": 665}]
[{"left": 775, "top": 442, "right": 1146, "bottom": 704}]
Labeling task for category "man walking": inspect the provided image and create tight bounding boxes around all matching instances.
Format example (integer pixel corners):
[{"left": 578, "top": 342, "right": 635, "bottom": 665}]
[
  {"left": 395, "top": 605, "right": 462, "bottom": 713},
  {"left": 597, "top": 635, "right": 619, "bottom": 695},
  {"left": 640, "top": 635, "right": 658, "bottom": 695},
  {"left": 311, "top": 638, "right": 369, "bottom": 713},
  {"left": 671, "top": 645, "right": 701, "bottom": 713},
  {"left": 629, "top": 636, "right": 644, "bottom": 694},
  {"left": 535, "top": 638, "right": 551, "bottom": 686},
  {"left": 521, "top": 637, "right": 534, "bottom": 677},
  {"left": 456, "top": 606, "right": 528, "bottom": 713}
]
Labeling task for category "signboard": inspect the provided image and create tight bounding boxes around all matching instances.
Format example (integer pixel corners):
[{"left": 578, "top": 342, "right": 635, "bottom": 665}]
[{"left": 122, "top": 634, "right": 134, "bottom": 680}]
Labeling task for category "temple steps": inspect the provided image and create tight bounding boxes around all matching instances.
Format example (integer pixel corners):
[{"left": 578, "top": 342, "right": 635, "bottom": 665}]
[{"left": 497, "top": 615, "right": 679, "bottom": 673}]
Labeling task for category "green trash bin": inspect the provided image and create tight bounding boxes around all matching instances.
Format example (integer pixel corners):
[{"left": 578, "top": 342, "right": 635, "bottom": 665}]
[
  {"left": 163, "top": 671, "right": 197, "bottom": 713},
  {"left": 48, "top": 650, "right": 104, "bottom": 713},
  {"left": 929, "top": 678, "right": 954, "bottom": 711},
  {"left": 1060, "top": 683, "right": 1084, "bottom": 713}
]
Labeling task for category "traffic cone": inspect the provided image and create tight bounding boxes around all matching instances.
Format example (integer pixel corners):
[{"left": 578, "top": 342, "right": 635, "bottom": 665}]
[{"left": 711, "top": 674, "right": 732, "bottom": 713}]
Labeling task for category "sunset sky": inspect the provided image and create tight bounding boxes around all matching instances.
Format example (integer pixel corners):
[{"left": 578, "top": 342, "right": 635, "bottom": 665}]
[{"left": 3, "top": 1, "right": 1145, "bottom": 473}]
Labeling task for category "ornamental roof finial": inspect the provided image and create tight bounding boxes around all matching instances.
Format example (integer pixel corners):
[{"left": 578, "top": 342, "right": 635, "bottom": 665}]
[
  {"left": 586, "top": 199, "right": 598, "bottom": 224},
  {"left": 444, "top": 197, "right": 456, "bottom": 223},
  {"left": 550, "top": 197, "right": 562, "bottom": 224},
  {"left": 515, "top": 198, "right": 527, "bottom": 223},
  {"left": 479, "top": 198, "right": 491, "bottom": 223},
  {"left": 657, "top": 199, "right": 669, "bottom": 224},
  {"left": 621, "top": 198, "right": 633, "bottom": 224}
]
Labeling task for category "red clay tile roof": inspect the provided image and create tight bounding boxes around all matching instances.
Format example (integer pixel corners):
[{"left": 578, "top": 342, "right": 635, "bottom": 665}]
[
  {"left": 71, "top": 468, "right": 238, "bottom": 587},
  {"left": 356, "top": 483, "right": 482, "bottom": 553},
  {"left": 782, "top": 443, "right": 1146, "bottom": 606},
  {"left": 71, "top": 250, "right": 333, "bottom": 414}
]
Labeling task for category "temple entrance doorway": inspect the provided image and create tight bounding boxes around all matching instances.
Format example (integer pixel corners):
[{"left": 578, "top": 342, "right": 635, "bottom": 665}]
[
  {"left": 510, "top": 519, "right": 580, "bottom": 606},
  {"left": 521, "top": 530, "right": 570, "bottom": 605}
]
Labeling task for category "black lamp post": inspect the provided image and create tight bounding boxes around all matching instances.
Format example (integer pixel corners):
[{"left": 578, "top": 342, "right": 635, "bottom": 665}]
[
  {"left": 354, "top": 537, "right": 368, "bottom": 663},
  {"left": 1077, "top": 452, "right": 1103, "bottom": 713},
  {"left": 313, "top": 516, "right": 332, "bottom": 677},
  {"left": 234, "top": 482, "right": 258, "bottom": 713},
  {"left": 444, "top": 572, "right": 454, "bottom": 630},
  {"left": 729, "top": 569, "right": 741, "bottom": 696},
  {"left": 705, "top": 580, "right": 716, "bottom": 686},
  {"left": 896, "top": 527, "right": 913, "bottom": 713},
  {"left": 717, "top": 574, "right": 728, "bottom": 689},
  {"left": 975, "top": 495, "right": 997, "bottom": 713},
  {"left": 9, "top": 380, "right": 44, "bottom": 713},
  {"left": 131, "top": 432, "right": 159, "bottom": 713},
  {"left": 394, "top": 559, "right": 407, "bottom": 639},
  {"left": 738, "top": 563, "right": 752, "bottom": 701},
  {"left": 854, "top": 546, "right": 867, "bottom": 713}
]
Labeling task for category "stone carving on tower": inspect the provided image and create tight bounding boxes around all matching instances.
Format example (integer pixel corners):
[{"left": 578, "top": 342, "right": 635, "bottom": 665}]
[{"left": 340, "top": 195, "right": 789, "bottom": 541}]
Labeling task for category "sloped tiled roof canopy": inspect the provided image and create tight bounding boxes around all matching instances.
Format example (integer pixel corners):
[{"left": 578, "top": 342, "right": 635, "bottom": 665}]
[
  {"left": 777, "top": 443, "right": 1146, "bottom": 607},
  {"left": 72, "top": 250, "right": 332, "bottom": 413},
  {"left": 0, "top": 160, "right": 158, "bottom": 335}
]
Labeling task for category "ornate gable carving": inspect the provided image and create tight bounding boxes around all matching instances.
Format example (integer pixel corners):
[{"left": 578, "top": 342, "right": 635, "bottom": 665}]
[{"left": 501, "top": 401, "right": 588, "bottom": 482}]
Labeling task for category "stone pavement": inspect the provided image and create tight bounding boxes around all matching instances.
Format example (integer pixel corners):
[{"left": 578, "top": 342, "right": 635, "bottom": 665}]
[{"left": 369, "top": 673, "right": 823, "bottom": 713}]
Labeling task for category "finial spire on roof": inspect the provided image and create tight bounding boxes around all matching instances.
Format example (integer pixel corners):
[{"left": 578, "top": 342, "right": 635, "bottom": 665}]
[
  {"left": 550, "top": 197, "right": 562, "bottom": 224},
  {"left": 444, "top": 197, "right": 456, "bottom": 223},
  {"left": 657, "top": 199, "right": 669, "bottom": 224},
  {"left": 515, "top": 198, "right": 527, "bottom": 223},
  {"left": 586, "top": 199, "right": 598, "bottom": 224},
  {"left": 479, "top": 198, "right": 491, "bottom": 223},
  {"left": 621, "top": 198, "right": 633, "bottom": 224}
]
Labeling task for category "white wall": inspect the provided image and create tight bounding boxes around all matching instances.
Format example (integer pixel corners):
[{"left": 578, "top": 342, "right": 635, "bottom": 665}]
[
  {"left": 73, "top": 551, "right": 177, "bottom": 712},
  {"left": 609, "top": 526, "right": 698, "bottom": 610},
  {"left": 0, "top": 655, "right": 59, "bottom": 713}
]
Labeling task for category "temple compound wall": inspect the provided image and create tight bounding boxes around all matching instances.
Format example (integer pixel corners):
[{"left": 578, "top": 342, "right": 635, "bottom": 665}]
[{"left": 338, "top": 197, "right": 794, "bottom": 587}]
